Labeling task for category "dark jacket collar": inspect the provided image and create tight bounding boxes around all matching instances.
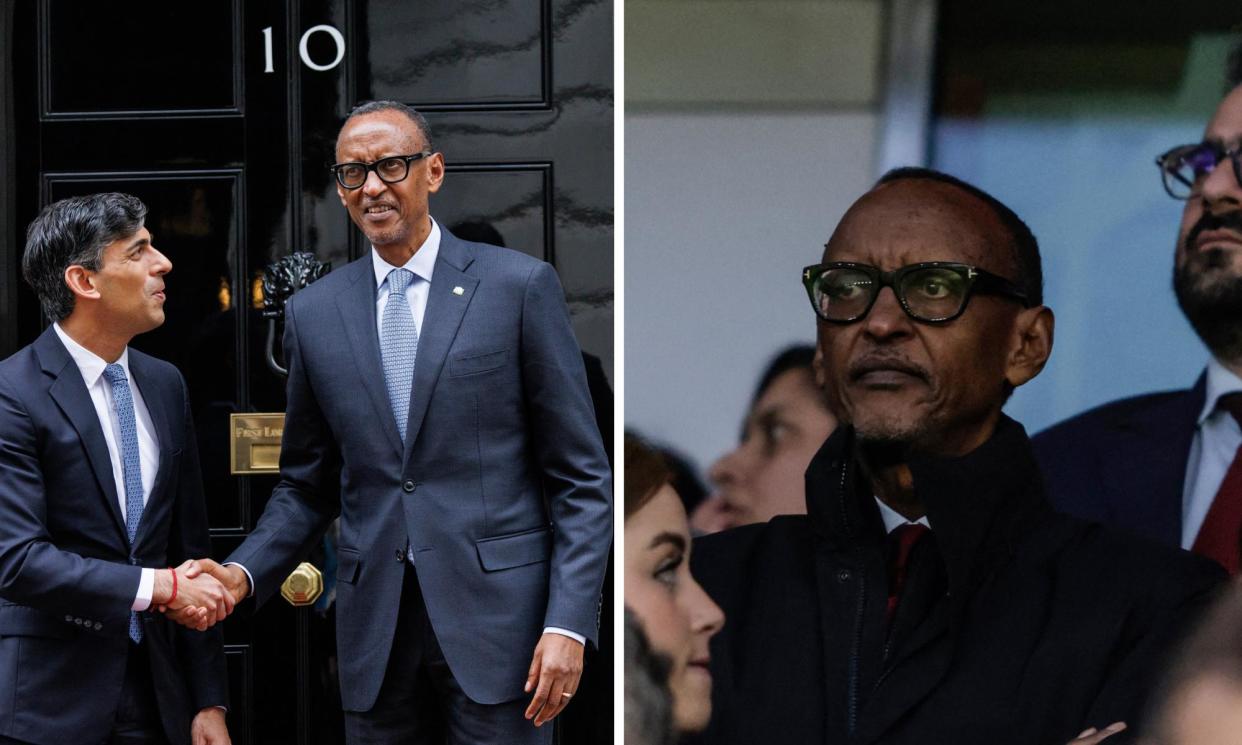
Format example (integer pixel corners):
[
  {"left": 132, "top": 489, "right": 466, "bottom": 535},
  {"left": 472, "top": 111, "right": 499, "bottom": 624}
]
[{"left": 805, "top": 414, "right": 1054, "bottom": 600}]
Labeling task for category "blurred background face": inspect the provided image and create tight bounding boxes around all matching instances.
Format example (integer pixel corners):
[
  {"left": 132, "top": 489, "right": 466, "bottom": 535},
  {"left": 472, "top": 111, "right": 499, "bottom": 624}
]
[
  {"left": 624, "top": 485, "right": 725, "bottom": 733},
  {"left": 703, "top": 367, "right": 836, "bottom": 530},
  {"left": 1156, "top": 675, "right": 1242, "bottom": 745}
]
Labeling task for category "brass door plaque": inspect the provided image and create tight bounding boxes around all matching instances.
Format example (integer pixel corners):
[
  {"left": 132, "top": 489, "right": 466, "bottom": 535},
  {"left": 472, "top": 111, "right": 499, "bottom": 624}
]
[
  {"left": 229, "top": 413, "right": 285, "bottom": 474},
  {"left": 281, "top": 562, "right": 324, "bottom": 607}
]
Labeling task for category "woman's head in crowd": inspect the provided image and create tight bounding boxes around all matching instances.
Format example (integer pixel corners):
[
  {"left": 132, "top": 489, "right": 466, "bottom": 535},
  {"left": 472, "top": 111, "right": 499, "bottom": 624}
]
[{"left": 624, "top": 435, "right": 725, "bottom": 733}]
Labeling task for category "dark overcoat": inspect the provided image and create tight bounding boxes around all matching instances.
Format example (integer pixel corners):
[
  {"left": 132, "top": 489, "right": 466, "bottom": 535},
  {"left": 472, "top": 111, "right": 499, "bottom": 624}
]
[{"left": 691, "top": 416, "right": 1222, "bottom": 745}]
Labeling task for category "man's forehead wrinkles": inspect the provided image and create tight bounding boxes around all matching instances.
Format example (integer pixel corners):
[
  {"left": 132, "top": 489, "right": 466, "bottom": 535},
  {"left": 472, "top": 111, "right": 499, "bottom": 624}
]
[{"left": 336, "top": 121, "right": 420, "bottom": 158}]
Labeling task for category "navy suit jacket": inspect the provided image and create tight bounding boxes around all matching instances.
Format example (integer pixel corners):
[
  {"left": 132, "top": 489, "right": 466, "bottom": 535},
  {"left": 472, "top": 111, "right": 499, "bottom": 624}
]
[
  {"left": 227, "top": 231, "right": 613, "bottom": 710},
  {"left": 0, "top": 327, "right": 226, "bottom": 745},
  {"left": 1031, "top": 376, "right": 1206, "bottom": 548}
]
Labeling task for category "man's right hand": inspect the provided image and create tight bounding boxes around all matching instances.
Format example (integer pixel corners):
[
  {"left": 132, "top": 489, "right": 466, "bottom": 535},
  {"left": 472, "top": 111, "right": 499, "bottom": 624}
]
[
  {"left": 153, "top": 560, "right": 234, "bottom": 630},
  {"left": 183, "top": 558, "right": 250, "bottom": 606}
]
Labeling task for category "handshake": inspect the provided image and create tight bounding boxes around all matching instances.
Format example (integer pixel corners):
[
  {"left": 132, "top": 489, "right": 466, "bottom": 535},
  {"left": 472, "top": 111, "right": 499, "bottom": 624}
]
[{"left": 151, "top": 559, "right": 251, "bottom": 631}]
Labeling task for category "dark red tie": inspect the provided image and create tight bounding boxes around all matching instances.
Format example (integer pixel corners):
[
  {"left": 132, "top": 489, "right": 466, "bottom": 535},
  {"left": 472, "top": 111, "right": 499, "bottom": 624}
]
[
  {"left": 886, "top": 523, "right": 930, "bottom": 625},
  {"left": 1192, "top": 393, "right": 1242, "bottom": 574}
]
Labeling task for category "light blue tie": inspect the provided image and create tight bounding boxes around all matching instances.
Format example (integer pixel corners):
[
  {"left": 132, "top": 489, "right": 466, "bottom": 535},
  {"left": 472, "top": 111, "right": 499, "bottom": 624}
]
[
  {"left": 103, "top": 363, "right": 145, "bottom": 643},
  {"left": 381, "top": 269, "right": 419, "bottom": 443}
]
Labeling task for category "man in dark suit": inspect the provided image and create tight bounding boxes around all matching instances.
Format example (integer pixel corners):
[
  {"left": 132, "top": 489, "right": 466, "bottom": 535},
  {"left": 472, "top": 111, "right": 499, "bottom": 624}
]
[
  {"left": 189, "top": 101, "right": 612, "bottom": 743},
  {"left": 0, "top": 193, "right": 232, "bottom": 744},
  {"left": 690, "top": 169, "right": 1221, "bottom": 745},
  {"left": 1033, "top": 61, "right": 1242, "bottom": 573}
]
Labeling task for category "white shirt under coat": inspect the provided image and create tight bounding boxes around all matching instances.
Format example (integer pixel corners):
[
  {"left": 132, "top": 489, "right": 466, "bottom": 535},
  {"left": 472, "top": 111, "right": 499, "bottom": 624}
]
[
  {"left": 1181, "top": 357, "right": 1242, "bottom": 548},
  {"left": 876, "top": 497, "right": 932, "bottom": 534},
  {"left": 53, "top": 323, "right": 157, "bottom": 611}
]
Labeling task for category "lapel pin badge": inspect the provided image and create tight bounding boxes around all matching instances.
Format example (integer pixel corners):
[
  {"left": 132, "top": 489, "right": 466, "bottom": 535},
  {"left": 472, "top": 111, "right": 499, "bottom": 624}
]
[{"left": 453, "top": 286, "right": 464, "bottom": 296}]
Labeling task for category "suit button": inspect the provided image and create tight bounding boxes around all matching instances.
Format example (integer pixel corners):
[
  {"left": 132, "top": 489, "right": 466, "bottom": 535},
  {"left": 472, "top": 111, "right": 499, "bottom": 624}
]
[
  {"left": 129, "top": 558, "right": 139, "bottom": 566},
  {"left": 94, "top": 622, "right": 103, "bottom": 631},
  {"left": 402, "top": 480, "right": 416, "bottom": 493},
  {"left": 837, "top": 570, "right": 852, "bottom": 583},
  {"left": 64, "top": 614, "right": 73, "bottom": 622},
  {"left": 74, "top": 618, "right": 83, "bottom": 625},
  {"left": 395, "top": 549, "right": 404, "bottom": 562}
]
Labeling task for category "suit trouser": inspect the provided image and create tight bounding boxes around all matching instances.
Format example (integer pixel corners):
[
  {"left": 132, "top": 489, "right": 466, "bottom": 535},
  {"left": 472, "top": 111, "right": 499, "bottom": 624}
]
[
  {"left": 343, "top": 564, "right": 554, "bottom": 745},
  {"left": 0, "top": 640, "right": 169, "bottom": 745}
]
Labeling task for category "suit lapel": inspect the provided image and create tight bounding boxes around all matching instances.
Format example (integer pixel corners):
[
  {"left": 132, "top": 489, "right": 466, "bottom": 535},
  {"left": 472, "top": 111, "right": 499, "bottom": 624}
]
[
  {"left": 404, "top": 234, "right": 479, "bottom": 458},
  {"left": 1097, "top": 379, "right": 1204, "bottom": 546},
  {"left": 336, "top": 256, "right": 404, "bottom": 456},
  {"left": 36, "top": 329, "right": 129, "bottom": 546},
  {"left": 127, "top": 353, "right": 175, "bottom": 549}
]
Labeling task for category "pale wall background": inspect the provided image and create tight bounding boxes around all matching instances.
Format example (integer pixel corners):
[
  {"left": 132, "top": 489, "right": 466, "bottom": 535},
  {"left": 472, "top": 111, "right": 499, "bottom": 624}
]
[
  {"left": 626, "top": 0, "right": 1236, "bottom": 475},
  {"left": 626, "top": 0, "right": 886, "bottom": 470}
]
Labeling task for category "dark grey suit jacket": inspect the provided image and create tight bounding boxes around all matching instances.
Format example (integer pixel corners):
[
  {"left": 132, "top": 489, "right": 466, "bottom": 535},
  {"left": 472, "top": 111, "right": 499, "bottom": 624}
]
[
  {"left": 0, "top": 327, "right": 226, "bottom": 745},
  {"left": 1032, "top": 376, "right": 1206, "bottom": 548},
  {"left": 228, "top": 230, "right": 613, "bottom": 710}
]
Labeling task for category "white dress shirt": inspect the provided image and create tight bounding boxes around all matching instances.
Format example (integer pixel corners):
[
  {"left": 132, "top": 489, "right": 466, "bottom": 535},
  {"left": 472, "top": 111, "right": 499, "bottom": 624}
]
[
  {"left": 372, "top": 218, "right": 440, "bottom": 335},
  {"left": 238, "top": 219, "right": 585, "bottom": 646},
  {"left": 1181, "top": 357, "right": 1242, "bottom": 549},
  {"left": 53, "top": 323, "right": 158, "bottom": 611},
  {"left": 876, "top": 497, "right": 932, "bottom": 534}
]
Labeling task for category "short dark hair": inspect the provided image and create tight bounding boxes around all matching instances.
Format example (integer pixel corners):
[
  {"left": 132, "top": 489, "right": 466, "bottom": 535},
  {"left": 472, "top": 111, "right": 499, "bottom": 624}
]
[
  {"left": 341, "top": 100, "right": 434, "bottom": 152},
  {"left": 752, "top": 344, "right": 822, "bottom": 409},
  {"left": 875, "top": 167, "right": 1043, "bottom": 307},
  {"left": 22, "top": 193, "right": 148, "bottom": 322}
]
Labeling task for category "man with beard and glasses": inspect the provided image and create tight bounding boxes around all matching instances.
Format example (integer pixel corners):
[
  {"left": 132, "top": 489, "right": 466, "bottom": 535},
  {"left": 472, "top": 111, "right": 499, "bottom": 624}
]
[
  {"left": 1033, "top": 51, "right": 1242, "bottom": 575},
  {"left": 686, "top": 168, "right": 1222, "bottom": 745}
]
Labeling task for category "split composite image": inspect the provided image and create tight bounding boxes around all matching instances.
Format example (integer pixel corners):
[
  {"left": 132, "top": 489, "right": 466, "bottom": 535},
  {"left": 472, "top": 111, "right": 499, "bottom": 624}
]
[{"left": 2, "top": 2, "right": 1242, "bottom": 745}]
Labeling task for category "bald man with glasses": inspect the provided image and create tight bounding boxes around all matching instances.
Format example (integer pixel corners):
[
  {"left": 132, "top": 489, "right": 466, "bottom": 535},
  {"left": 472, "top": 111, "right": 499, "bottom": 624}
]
[{"left": 687, "top": 168, "right": 1222, "bottom": 745}]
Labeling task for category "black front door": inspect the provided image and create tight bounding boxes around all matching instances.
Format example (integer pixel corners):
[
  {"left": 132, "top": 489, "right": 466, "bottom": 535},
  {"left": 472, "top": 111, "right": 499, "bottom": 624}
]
[{"left": 2, "top": 1, "right": 612, "bottom": 742}]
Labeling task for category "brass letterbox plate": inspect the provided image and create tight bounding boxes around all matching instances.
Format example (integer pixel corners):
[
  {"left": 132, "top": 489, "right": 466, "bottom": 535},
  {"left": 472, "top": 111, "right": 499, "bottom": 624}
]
[
  {"left": 229, "top": 413, "right": 285, "bottom": 475},
  {"left": 281, "top": 562, "right": 324, "bottom": 607}
]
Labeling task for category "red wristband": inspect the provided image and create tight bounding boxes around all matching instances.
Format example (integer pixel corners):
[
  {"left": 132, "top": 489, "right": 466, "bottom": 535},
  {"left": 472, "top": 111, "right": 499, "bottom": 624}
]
[{"left": 167, "top": 567, "right": 178, "bottom": 605}]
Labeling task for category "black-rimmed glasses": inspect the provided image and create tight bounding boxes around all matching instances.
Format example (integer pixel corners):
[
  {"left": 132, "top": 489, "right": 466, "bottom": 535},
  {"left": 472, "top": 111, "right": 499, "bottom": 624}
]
[
  {"left": 801, "top": 261, "right": 1031, "bottom": 324},
  {"left": 329, "top": 151, "right": 433, "bottom": 190},
  {"left": 1156, "top": 142, "right": 1242, "bottom": 200}
]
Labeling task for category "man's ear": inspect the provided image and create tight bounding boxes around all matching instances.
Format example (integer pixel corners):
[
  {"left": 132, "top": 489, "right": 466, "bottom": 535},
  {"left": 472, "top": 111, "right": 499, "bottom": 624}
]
[
  {"left": 63, "top": 265, "right": 100, "bottom": 301},
  {"left": 1005, "top": 305, "right": 1054, "bottom": 389},
  {"left": 426, "top": 152, "right": 446, "bottom": 194}
]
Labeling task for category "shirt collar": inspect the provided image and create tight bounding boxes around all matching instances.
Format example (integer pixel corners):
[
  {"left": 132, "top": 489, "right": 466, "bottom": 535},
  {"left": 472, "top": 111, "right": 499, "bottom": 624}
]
[
  {"left": 1197, "top": 356, "right": 1242, "bottom": 425},
  {"left": 807, "top": 415, "right": 1052, "bottom": 601},
  {"left": 371, "top": 217, "right": 441, "bottom": 289},
  {"left": 52, "top": 322, "right": 131, "bottom": 388},
  {"left": 874, "top": 496, "right": 932, "bottom": 533}
]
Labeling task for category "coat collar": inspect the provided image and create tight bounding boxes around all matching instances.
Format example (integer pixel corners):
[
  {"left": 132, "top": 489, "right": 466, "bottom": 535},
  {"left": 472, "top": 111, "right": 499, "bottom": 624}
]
[
  {"left": 34, "top": 327, "right": 133, "bottom": 547},
  {"left": 1092, "top": 374, "right": 1204, "bottom": 545},
  {"left": 806, "top": 414, "right": 1054, "bottom": 601},
  {"left": 402, "top": 232, "right": 478, "bottom": 457}
]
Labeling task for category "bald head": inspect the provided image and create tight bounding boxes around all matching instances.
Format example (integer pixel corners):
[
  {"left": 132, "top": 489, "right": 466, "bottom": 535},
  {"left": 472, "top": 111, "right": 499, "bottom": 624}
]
[
  {"left": 813, "top": 170, "right": 1053, "bottom": 456},
  {"left": 827, "top": 168, "right": 1043, "bottom": 306}
]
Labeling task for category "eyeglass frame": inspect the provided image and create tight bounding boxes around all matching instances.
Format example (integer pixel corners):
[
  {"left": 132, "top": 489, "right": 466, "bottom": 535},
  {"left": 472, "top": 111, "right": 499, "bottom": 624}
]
[
  {"left": 328, "top": 151, "right": 434, "bottom": 190},
  {"left": 1155, "top": 141, "right": 1242, "bottom": 200},
  {"left": 800, "top": 261, "right": 1033, "bottom": 324}
]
